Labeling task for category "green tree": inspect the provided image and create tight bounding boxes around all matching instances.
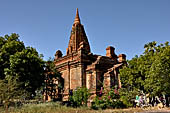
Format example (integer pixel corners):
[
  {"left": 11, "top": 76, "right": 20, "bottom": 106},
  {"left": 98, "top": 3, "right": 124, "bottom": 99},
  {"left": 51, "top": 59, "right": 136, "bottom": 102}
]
[
  {"left": 0, "top": 76, "right": 26, "bottom": 113},
  {"left": 0, "top": 33, "right": 45, "bottom": 96},
  {"left": 144, "top": 42, "right": 170, "bottom": 96},
  {"left": 0, "top": 34, "right": 25, "bottom": 79}
]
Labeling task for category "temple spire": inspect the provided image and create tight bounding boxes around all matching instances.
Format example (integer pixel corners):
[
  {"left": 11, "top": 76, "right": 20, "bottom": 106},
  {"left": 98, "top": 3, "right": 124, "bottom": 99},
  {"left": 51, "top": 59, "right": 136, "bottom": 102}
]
[
  {"left": 74, "top": 8, "right": 81, "bottom": 24},
  {"left": 67, "top": 8, "right": 90, "bottom": 55}
]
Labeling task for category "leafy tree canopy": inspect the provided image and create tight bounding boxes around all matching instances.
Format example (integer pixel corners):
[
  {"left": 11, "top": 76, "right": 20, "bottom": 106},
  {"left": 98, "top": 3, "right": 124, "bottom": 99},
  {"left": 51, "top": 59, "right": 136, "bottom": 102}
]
[
  {"left": 120, "top": 41, "right": 170, "bottom": 96},
  {"left": 0, "top": 33, "right": 45, "bottom": 96}
]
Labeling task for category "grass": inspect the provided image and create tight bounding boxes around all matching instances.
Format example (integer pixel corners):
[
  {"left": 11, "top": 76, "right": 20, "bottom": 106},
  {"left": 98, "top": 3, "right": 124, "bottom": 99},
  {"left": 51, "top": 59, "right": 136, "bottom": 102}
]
[
  {"left": 0, "top": 102, "right": 101, "bottom": 113},
  {"left": 1, "top": 102, "right": 169, "bottom": 113}
]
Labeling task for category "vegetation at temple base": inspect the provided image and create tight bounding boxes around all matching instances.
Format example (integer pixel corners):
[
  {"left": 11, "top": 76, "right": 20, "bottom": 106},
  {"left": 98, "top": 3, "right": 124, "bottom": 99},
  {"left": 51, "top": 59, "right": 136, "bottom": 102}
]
[
  {"left": 119, "top": 41, "right": 170, "bottom": 107},
  {"left": 69, "top": 87, "right": 90, "bottom": 107},
  {"left": 91, "top": 88, "right": 125, "bottom": 110}
]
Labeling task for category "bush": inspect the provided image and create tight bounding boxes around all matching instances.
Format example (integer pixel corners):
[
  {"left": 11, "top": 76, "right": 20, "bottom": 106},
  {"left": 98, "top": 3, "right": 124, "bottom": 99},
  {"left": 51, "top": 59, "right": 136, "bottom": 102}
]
[
  {"left": 119, "top": 88, "right": 138, "bottom": 107},
  {"left": 91, "top": 88, "right": 125, "bottom": 109},
  {"left": 91, "top": 96, "right": 107, "bottom": 110},
  {"left": 69, "top": 87, "right": 90, "bottom": 107}
]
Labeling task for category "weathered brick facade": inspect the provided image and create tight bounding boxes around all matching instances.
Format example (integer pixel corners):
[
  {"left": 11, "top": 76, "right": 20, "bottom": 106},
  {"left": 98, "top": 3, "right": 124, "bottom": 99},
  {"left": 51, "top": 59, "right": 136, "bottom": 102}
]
[{"left": 54, "top": 9, "right": 126, "bottom": 101}]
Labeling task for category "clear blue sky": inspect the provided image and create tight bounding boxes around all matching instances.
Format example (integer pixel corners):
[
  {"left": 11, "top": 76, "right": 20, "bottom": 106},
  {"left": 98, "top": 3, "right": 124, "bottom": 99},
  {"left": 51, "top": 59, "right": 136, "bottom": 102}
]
[{"left": 0, "top": 0, "right": 170, "bottom": 60}]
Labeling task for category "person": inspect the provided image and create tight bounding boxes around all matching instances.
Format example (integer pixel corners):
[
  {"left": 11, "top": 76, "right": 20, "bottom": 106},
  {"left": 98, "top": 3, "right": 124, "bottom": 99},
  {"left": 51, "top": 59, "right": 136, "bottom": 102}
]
[
  {"left": 159, "top": 95, "right": 165, "bottom": 107},
  {"left": 165, "top": 94, "right": 169, "bottom": 107},
  {"left": 146, "top": 94, "right": 150, "bottom": 104},
  {"left": 155, "top": 96, "right": 160, "bottom": 105},
  {"left": 135, "top": 95, "right": 140, "bottom": 107},
  {"left": 136, "top": 95, "right": 139, "bottom": 102},
  {"left": 139, "top": 95, "right": 144, "bottom": 106}
]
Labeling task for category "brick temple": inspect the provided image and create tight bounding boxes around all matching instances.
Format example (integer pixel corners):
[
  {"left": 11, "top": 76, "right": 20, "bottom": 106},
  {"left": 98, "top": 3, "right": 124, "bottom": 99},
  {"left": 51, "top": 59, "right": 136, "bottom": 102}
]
[{"left": 54, "top": 9, "right": 126, "bottom": 101}]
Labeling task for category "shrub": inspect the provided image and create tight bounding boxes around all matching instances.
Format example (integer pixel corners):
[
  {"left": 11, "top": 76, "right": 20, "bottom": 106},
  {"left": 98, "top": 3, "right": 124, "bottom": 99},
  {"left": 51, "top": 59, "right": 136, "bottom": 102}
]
[
  {"left": 91, "top": 88, "right": 125, "bottom": 109},
  {"left": 119, "top": 88, "right": 138, "bottom": 107},
  {"left": 69, "top": 87, "right": 90, "bottom": 107},
  {"left": 91, "top": 96, "right": 107, "bottom": 110}
]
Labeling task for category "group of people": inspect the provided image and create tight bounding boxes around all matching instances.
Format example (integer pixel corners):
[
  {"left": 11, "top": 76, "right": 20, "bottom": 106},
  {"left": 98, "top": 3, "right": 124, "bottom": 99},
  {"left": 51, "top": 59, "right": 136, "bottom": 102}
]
[{"left": 134, "top": 93, "right": 167, "bottom": 108}]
